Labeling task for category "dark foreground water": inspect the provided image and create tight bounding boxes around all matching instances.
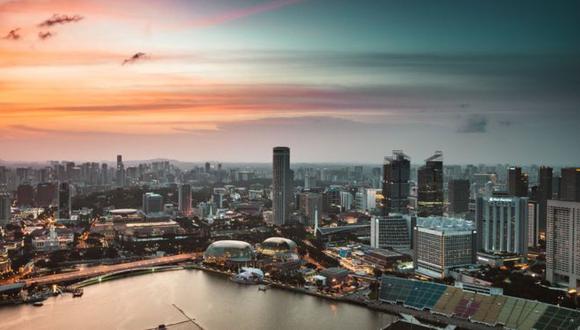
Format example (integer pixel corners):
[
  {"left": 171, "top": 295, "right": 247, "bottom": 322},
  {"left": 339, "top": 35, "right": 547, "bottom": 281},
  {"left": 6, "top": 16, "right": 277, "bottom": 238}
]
[{"left": 0, "top": 270, "right": 397, "bottom": 330}]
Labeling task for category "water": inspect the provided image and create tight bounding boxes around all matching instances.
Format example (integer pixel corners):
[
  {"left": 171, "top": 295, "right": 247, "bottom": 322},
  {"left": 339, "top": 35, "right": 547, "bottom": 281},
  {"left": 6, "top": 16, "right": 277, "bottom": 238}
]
[{"left": 0, "top": 270, "right": 396, "bottom": 330}]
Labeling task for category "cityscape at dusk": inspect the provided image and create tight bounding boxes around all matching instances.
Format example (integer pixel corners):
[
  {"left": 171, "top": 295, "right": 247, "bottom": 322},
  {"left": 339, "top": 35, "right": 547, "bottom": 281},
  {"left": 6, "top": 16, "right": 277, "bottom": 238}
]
[{"left": 1, "top": 1, "right": 580, "bottom": 330}]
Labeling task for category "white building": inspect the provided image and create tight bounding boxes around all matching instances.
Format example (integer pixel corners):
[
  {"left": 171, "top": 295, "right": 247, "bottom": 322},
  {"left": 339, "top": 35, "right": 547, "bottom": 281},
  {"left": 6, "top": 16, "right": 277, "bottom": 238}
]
[
  {"left": 475, "top": 196, "right": 528, "bottom": 257},
  {"left": 340, "top": 191, "right": 353, "bottom": 211},
  {"left": 414, "top": 217, "right": 476, "bottom": 278},
  {"left": 546, "top": 200, "right": 580, "bottom": 290}
]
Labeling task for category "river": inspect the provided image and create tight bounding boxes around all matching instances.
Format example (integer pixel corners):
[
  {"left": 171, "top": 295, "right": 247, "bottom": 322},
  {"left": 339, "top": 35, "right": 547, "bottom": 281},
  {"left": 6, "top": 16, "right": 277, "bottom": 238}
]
[{"left": 0, "top": 270, "right": 397, "bottom": 330}]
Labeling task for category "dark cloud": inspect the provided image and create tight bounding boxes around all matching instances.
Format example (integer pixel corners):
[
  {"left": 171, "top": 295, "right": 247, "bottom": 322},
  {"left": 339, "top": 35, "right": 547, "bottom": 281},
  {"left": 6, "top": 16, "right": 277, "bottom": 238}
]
[
  {"left": 122, "top": 52, "right": 149, "bottom": 65},
  {"left": 38, "top": 14, "right": 83, "bottom": 27},
  {"left": 3, "top": 28, "right": 21, "bottom": 40},
  {"left": 38, "top": 31, "right": 55, "bottom": 40},
  {"left": 457, "top": 114, "right": 488, "bottom": 133}
]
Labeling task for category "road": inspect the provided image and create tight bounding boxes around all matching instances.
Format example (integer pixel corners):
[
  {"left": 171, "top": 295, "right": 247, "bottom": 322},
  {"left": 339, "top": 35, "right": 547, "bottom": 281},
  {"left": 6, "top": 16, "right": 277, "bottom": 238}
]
[{"left": 25, "top": 253, "right": 199, "bottom": 287}]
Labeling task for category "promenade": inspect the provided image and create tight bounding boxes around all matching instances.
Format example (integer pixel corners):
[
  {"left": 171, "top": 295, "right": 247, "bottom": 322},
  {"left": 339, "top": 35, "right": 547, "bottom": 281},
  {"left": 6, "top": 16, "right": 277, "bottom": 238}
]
[{"left": 24, "top": 253, "right": 198, "bottom": 287}]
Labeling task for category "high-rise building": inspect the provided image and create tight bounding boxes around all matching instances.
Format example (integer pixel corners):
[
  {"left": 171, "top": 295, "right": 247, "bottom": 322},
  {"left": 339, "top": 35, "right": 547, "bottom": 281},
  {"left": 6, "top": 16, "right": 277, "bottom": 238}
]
[
  {"left": 36, "top": 182, "right": 57, "bottom": 208},
  {"left": 382, "top": 150, "right": 410, "bottom": 215},
  {"left": 413, "top": 217, "right": 476, "bottom": 278},
  {"left": 508, "top": 166, "right": 528, "bottom": 197},
  {"left": 178, "top": 184, "right": 192, "bottom": 216},
  {"left": 370, "top": 214, "right": 413, "bottom": 251},
  {"left": 475, "top": 196, "right": 528, "bottom": 257},
  {"left": 339, "top": 191, "right": 353, "bottom": 211},
  {"left": 417, "top": 151, "right": 444, "bottom": 217},
  {"left": 0, "top": 192, "right": 10, "bottom": 226},
  {"left": 527, "top": 201, "right": 540, "bottom": 248},
  {"left": 16, "top": 184, "right": 34, "bottom": 207},
  {"left": 116, "top": 155, "right": 125, "bottom": 187},
  {"left": 559, "top": 167, "right": 580, "bottom": 202},
  {"left": 143, "top": 192, "right": 163, "bottom": 215},
  {"left": 57, "top": 182, "right": 71, "bottom": 221},
  {"left": 299, "top": 192, "right": 322, "bottom": 226},
  {"left": 272, "top": 146, "right": 291, "bottom": 226},
  {"left": 545, "top": 200, "right": 580, "bottom": 290},
  {"left": 537, "top": 166, "right": 553, "bottom": 233},
  {"left": 448, "top": 179, "right": 470, "bottom": 216}
]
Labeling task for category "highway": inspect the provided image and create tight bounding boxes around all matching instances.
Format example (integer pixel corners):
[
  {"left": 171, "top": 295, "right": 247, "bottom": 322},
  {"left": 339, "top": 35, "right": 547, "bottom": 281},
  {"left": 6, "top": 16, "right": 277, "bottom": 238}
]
[{"left": 25, "top": 253, "right": 198, "bottom": 287}]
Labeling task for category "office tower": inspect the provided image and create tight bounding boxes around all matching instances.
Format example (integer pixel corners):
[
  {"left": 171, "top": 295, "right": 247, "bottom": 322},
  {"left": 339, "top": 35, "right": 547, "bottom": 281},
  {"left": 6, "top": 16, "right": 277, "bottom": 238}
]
[
  {"left": 36, "top": 182, "right": 57, "bottom": 208},
  {"left": 448, "top": 179, "right": 470, "bottom": 215},
  {"left": 212, "top": 192, "right": 224, "bottom": 208},
  {"left": 143, "top": 192, "right": 163, "bottom": 214},
  {"left": 413, "top": 217, "right": 476, "bottom": 278},
  {"left": 0, "top": 192, "right": 10, "bottom": 226},
  {"left": 559, "top": 167, "right": 580, "bottom": 202},
  {"left": 101, "top": 163, "right": 109, "bottom": 185},
  {"left": 323, "top": 187, "right": 341, "bottom": 212},
  {"left": 57, "top": 182, "right": 71, "bottom": 221},
  {"left": 16, "top": 184, "right": 34, "bottom": 207},
  {"left": 475, "top": 196, "right": 528, "bottom": 256},
  {"left": 339, "top": 191, "right": 353, "bottom": 211},
  {"left": 370, "top": 215, "right": 413, "bottom": 251},
  {"left": 535, "top": 166, "right": 553, "bottom": 235},
  {"left": 272, "top": 147, "right": 291, "bottom": 226},
  {"left": 508, "top": 166, "right": 528, "bottom": 197},
  {"left": 116, "top": 155, "right": 125, "bottom": 187},
  {"left": 545, "top": 200, "right": 580, "bottom": 290},
  {"left": 417, "top": 151, "right": 444, "bottom": 217},
  {"left": 205, "top": 162, "right": 211, "bottom": 173},
  {"left": 299, "top": 192, "right": 322, "bottom": 226},
  {"left": 178, "top": 184, "right": 192, "bottom": 216},
  {"left": 527, "top": 201, "right": 540, "bottom": 248},
  {"left": 382, "top": 150, "right": 410, "bottom": 215}
]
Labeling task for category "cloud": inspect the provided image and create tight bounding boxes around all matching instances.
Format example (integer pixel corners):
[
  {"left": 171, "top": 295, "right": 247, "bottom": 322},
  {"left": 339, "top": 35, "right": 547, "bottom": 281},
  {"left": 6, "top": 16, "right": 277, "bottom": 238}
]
[
  {"left": 122, "top": 52, "right": 148, "bottom": 65},
  {"left": 457, "top": 114, "right": 488, "bottom": 133},
  {"left": 38, "top": 14, "right": 83, "bottom": 27},
  {"left": 38, "top": 31, "right": 54, "bottom": 40},
  {"left": 2, "top": 28, "right": 21, "bottom": 40}
]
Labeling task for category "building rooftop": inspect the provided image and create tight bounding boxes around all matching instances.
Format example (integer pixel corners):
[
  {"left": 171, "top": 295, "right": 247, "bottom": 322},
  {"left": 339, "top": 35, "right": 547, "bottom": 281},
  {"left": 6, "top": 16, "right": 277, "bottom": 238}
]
[{"left": 416, "top": 216, "right": 474, "bottom": 232}]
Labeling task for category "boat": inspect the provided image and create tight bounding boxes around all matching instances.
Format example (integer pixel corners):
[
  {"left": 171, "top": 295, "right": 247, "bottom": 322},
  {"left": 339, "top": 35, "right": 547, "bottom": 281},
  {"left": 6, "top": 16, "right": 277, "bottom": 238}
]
[
  {"left": 72, "top": 288, "right": 84, "bottom": 298},
  {"left": 32, "top": 301, "right": 44, "bottom": 307}
]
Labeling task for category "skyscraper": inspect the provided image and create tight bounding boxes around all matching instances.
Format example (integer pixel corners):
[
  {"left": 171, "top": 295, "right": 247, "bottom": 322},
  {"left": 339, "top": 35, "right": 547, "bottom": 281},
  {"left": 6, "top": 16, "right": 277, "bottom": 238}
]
[
  {"left": 417, "top": 151, "right": 444, "bottom": 217},
  {"left": 537, "top": 166, "right": 553, "bottom": 233},
  {"left": 382, "top": 150, "right": 410, "bottom": 215},
  {"left": 57, "top": 182, "right": 71, "bottom": 221},
  {"left": 116, "top": 155, "right": 125, "bottom": 187},
  {"left": 272, "top": 147, "right": 291, "bottom": 226},
  {"left": 36, "top": 182, "right": 57, "bottom": 208},
  {"left": 16, "top": 184, "right": 34, "bottom": 207},
  {"left": 475, "top": 196, "right": 528, "bottom": 257},
  {"left": 508, "top": 166, "right": 528, "bottom": 197},
  {"left": 545, "top": 200, "right": 580, "bottom": 290},
  {"left": 299, "top": 192, "right": 322, "bottom": 226},
  {"left": 559, "top": 167, "right": 580, "bottom": 202},
  {"left": 178, "top": 184, "right": 193, "bottom": 216},
  {"left": 0, "top": 192, "right": 10, "bottom": 226},
  {"left": 448, "top": 179, "right": 470, "bottom": 216}
]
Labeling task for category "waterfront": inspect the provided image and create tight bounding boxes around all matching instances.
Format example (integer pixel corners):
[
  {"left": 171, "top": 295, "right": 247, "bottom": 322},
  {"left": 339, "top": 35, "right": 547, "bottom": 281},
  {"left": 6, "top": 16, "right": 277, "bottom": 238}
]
[{"left": 0, "top": 270, "right": 397, "bottom": 330}]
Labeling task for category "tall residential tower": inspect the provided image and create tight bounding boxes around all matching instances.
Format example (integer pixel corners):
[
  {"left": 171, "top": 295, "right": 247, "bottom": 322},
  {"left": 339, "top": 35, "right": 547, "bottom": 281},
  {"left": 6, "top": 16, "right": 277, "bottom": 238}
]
[{"left": 273, "top": 147, "right": 292, "bottom": 226}]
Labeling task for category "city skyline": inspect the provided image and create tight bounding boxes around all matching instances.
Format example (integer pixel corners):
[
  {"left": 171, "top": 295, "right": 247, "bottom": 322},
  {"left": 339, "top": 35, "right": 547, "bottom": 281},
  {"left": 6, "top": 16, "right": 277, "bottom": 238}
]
[{"left": 1, "top": 0, "right": 579, "bottom": 164}]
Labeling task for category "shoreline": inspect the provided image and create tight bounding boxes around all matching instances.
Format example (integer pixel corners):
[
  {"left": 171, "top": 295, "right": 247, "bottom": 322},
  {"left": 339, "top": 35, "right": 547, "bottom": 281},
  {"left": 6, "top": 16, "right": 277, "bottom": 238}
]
[{"left": 5, "top": 263, "right": 494, "bottom": 330}]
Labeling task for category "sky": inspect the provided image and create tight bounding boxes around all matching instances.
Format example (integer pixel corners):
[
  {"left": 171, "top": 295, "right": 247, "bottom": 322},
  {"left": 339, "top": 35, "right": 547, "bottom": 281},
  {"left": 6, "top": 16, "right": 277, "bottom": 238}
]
[{"left": 1, "top": 0, "right": 579, "bottom": 164}]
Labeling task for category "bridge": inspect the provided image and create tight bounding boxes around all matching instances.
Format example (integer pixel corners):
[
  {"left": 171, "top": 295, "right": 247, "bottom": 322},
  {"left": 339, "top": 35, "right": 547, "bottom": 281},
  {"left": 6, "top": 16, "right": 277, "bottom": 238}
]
[{"left": 25, "top": 253, "right": 199, "bottom": 287}]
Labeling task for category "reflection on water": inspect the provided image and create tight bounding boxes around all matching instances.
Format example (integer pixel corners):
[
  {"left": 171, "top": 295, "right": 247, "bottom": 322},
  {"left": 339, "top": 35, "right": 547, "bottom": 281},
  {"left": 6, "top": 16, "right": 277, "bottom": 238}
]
[{"left": 0, "top": 270, "right": 396, "bottom": 330}]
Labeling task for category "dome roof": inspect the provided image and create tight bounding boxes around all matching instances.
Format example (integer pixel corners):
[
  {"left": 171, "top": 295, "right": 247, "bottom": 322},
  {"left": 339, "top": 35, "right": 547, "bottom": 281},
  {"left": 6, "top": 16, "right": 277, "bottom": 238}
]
[
  {"left": 260, "top": 237, "right": 298, "bottom": 256},
  {"left": 204, "top": 240, "right": 255, "bottom": 262}
]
